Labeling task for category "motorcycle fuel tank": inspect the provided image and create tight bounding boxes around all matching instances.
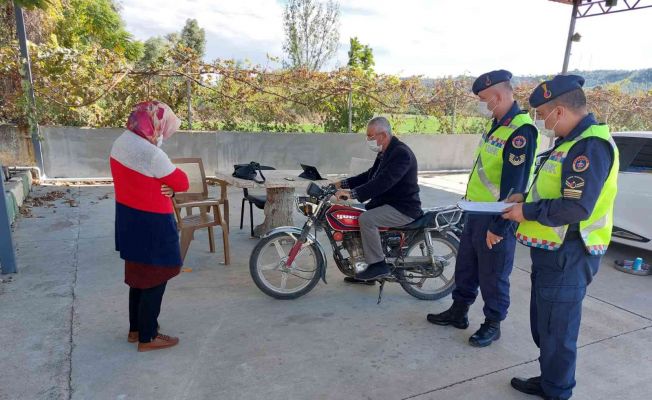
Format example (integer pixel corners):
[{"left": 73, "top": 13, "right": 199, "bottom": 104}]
[
  {"left": 326, "top": 204, "right": 389, "bottom": 232},
  {"left": 326, "top": 204, "right": 364, "bottom": 231}
]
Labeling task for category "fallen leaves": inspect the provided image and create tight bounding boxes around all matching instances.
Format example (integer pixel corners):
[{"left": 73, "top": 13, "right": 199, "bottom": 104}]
[{"left": 19, "top": 190, "right": 76, "bottom": 218}]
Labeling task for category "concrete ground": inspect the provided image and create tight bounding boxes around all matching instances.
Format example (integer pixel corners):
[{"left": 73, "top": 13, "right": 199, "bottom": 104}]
[{"left": 1, "top": 180, "right": 651, "bottom": 400}]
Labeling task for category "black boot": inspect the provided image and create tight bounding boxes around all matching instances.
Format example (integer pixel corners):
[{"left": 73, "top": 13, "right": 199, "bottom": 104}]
[
  {"left": 469, "top": 319, "right": 501, "bottom": 347},
  {"left": 426, "top": 302, "right": 469, "bottom": 329},
  {"left": 355, "top": 261, "right": 390, "bottom": 281},
  {"left": 510, "top": 376, "right": 547, "bottom": 397}
]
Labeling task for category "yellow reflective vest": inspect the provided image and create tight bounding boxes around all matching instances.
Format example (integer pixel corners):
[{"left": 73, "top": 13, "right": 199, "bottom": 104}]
[
  {"left": 516, "top": 124, "right": 619, "bottom": 255},
  {"left": 466, "top": 112, "right": 538, "bottom": 202}
]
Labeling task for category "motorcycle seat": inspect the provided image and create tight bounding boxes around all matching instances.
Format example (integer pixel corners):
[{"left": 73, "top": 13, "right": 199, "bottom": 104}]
[{"left": 389, "top": 211, "right": 437, "bottom": 231}]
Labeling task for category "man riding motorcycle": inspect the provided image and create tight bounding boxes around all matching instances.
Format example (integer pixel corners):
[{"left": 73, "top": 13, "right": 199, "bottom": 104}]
[{"left": 335, "top": 116, "right": 423, "bottom": 282}]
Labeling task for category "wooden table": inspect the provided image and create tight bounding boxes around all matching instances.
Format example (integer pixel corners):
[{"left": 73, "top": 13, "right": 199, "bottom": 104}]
[{"left": 214, "top": 170, "right": 342, "bottom": 237}]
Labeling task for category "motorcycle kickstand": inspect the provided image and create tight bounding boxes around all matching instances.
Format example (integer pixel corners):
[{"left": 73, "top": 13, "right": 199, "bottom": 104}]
[{"left": 377, "top": 280, "right": 385, "bottom": 304}]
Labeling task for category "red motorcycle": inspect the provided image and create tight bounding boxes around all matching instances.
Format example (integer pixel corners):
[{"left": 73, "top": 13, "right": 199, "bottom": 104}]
[{"left": 249, "top": 183, "right": 463, "bottom": 302}]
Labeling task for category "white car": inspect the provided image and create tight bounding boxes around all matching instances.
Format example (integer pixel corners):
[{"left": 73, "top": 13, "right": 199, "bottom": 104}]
[{"left": 612, "top": 132, "right": 652, "bottom": 251}]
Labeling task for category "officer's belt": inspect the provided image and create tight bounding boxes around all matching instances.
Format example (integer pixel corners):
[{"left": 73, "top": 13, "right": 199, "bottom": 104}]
[{"left": 565, "top": 230, "right": 581, "bottom": 240}]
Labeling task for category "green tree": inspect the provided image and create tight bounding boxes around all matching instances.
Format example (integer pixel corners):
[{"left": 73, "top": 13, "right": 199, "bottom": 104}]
[
  {"left": 347, "top": 37, "right": 374, "bottom": 71},
  {"left": 1, "top": 0, "right": 63, "bottom": 44},
  {"left": 138, "top": 17, "right": 206, "bottom": 68},
  {"left": 1, "top": 0, "right": 51, "bottom": 9},
  {"left": 180, "top": 18, "right": 205, "bottom": 57},
  {"left": 282, "top": 0, "right": 340, "bottom": 71},
  {"left": 138, "top": 36, "right": 170, "bottom": 67},
  {"left": 323, "top": 37, "right": 376, "bottom": 133},
  {"left": 54, "top": 0, "right": 143, "bottom": 61}
]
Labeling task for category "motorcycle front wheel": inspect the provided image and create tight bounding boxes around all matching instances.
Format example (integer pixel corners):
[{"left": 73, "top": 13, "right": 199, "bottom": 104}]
[
  {"left": 249, "top": 231, "right": 324, "bottom": 299},
  {"left": 398, "top": 231, "right": 459, "bottom": 300}
]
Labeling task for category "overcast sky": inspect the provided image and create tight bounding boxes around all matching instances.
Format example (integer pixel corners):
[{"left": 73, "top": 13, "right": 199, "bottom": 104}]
[{"left": 119, "top": 0, "right": 652, "bottom": 77}]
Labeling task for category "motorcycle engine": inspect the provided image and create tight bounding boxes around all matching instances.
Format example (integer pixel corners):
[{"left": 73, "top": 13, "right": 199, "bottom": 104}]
[{"left": 342, "top": 232, "right": 368, "bottom": 273}]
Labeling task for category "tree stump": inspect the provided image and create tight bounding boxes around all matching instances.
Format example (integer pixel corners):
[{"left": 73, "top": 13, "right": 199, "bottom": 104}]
[{"left": 253, "top": 187, "right": 295, "bottom": 237}]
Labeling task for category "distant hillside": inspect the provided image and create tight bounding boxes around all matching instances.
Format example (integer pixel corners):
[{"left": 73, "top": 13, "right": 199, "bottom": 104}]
[
  {"left": 514, "top": 68, "right": 652, "bottom": 91},
  {"left": 420, "top": 68, "right": 652, "bottom": 92}
]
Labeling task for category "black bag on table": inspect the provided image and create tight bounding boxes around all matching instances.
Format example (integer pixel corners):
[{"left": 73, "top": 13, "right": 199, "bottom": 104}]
[{"left": 232, "top": 162, "right": 274, "bottom": 184}]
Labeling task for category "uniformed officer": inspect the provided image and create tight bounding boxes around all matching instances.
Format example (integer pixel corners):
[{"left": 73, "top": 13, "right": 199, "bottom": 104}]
[
  {"left": 503, "top": 74, "right": 619, "bottom": 400},
  {"left": 427, "top": 70, "right": 539, "bottom": 347}
]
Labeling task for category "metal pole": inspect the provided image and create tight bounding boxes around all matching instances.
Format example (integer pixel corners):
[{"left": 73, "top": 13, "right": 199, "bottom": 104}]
[
  {"left": 0, "top": 165, "right": 17, "bottom": 274},
  {"left": 186, "top": 74, "right": 192, "bottom": 130},
  {"left": 347, "top": 88, "right": 353, "bottom": 133},
  {"left": 347, "top": 68, "right": 353, "bottom": 133},
  {"left": 451, "top": 82, "right": 458, "bottom": 134},
  {"left": 14, "top": 3, "right": 44, "bottom": 175},
  {"left": 562, "top": 0, "right": 580, "bottom": 74}
]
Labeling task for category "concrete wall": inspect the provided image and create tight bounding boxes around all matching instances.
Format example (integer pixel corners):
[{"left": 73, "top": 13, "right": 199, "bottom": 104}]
[
  {"left": 40, "top": 126, "right": 479, "bottom": 178},
  {"left": 3, "top": 171, "right": 33, "bottom": 224},
  {"left": 42, "top": 127, "right": 124, "bottom": 178},
  {"left": 0, "top": 125, "right": 33, "bottom": 167}
]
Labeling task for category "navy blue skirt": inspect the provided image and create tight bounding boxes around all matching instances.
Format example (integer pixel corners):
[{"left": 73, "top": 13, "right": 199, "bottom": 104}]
[{"left": 115, "top": 202, "right": 182, "bottom": 267}]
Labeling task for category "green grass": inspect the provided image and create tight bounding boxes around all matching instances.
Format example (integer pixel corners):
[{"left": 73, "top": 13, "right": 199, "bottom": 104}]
[
  {"left": 382, "top": 114, "right": 485, "bottom": 135},
  {"left": 295, "top": 123, "right": 325, "bottom": 133},
  {"left": 274, "top": 115, "right": 485, "bottom": 134},
  {"left": 186, "top": 114, "right": 486, "bottom": 134},
  {"left": 384, "top": 114, "right": 440, "bottom": 134}
]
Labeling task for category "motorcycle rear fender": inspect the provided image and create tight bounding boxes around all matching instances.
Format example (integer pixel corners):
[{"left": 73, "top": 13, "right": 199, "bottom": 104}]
[{"left": 262, "top": 226, "right": 328, "bottom": 284}]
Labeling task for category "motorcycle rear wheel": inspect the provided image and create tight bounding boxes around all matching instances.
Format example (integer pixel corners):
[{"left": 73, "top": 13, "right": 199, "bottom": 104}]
[
  {"left": 249, "top": 231, "right": 324, "bottom": 299},
  {"left": 398, "top": 231, "right": 459, "bottom": 300}
]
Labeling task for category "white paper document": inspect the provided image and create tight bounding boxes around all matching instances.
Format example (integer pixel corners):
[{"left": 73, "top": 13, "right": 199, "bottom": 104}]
[{"left": 457, "top": 200, "right": 512, "bottom": 215}]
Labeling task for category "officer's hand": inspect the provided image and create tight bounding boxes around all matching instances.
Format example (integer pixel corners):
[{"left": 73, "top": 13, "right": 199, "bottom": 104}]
[
  {"left": 502, "top": 203, "right": 524, "bottom": 222},
  {"left": 161, "top": 184, "right": 174, "bottom": 198},
  {"left": 335, "top": 189, "right": 351, "bottom": 201},
  {"left": 505, "top": 193, "right": 524, "bottom": 203},
  {"left": 486, "top": 230, "right": 503, "bottom": 250},
  {"left": 335, "top": 181, "right": 343, "bottom": 189}
]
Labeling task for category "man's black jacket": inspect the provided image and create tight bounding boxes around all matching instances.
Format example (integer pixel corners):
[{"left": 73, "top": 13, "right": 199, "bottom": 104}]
[{"left": 344, "top": 136, "right": 422, "bottom": 220}]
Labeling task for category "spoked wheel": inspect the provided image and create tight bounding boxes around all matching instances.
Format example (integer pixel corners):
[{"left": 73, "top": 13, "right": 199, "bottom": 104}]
[
  {"left": 398, "top": 231, "right": 459, "bottom": 300},
  {"left": 249, "top": 231, "right": 324, "bottom": 299}
]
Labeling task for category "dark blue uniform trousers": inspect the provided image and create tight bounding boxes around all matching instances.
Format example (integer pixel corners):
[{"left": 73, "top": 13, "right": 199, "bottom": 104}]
[
  {"left": 530, "top": 237, "right": 600, "bottom": 400},
  {"left": 452, "top": 215, "right": 516, "bottom": 321}
]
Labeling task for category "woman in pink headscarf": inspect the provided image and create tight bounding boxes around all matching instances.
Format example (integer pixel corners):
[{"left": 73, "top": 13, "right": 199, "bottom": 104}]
[{"left": 110, "top": 101, "right": 189, "bottom": 352}]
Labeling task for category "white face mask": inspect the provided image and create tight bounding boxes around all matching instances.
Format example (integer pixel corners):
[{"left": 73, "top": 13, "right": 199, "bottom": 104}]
[
  {"left": 367, "top": 138, "right": 382, "bottom": 153},
  {"left": 477, "top": 97, "right": 497, "bottom": 118},
  {"left": 156, "top": 135, "right": 163, "bottom": 147},
  {"left": 534, "top": 109, "right": 560, "bottom": 138}
]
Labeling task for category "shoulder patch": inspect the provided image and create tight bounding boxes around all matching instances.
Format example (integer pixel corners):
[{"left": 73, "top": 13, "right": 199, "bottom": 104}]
[
  {"left": 512, "top": 135, "right": 527, "bottom": 149},
  {"left": 509, "top": 153, "right": 526, "bottom": 166},
  {"left": 565, "top": 176, "right": 585, "bottom": 189},
  {"left": 572, "top": 155, "right": 590, "bottom": 173}
]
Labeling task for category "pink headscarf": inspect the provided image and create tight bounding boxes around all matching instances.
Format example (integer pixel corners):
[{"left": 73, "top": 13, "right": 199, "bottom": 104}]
[{"left": 126, "top": 101, "right": 181, "bottom": 141}]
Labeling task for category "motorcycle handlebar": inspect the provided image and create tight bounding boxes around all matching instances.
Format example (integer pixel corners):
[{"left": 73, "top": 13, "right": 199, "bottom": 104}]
[{"left": 321, "top": 184, "right": 337, "bottom": 196}]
